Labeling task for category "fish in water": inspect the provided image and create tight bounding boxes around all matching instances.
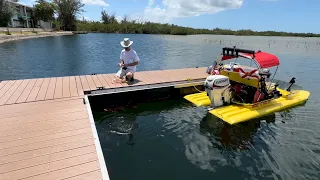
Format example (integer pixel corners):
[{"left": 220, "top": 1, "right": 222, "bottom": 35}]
[{"left": 104, "top": 115, "right": 139, "bottom": 135}]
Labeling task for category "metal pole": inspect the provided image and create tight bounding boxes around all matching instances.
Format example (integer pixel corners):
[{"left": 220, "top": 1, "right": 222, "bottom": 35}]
[{"left": 267, "top": 66, "right": 278, "bottom": 91}]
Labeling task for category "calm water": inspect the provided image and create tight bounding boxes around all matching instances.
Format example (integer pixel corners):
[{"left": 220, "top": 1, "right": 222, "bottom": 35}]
[{"left": 1, "top": 34, "right": 320, "bottom": 179}]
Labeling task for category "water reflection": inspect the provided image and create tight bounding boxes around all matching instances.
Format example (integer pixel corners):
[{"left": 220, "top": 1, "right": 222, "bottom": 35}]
[
  {"left": 200, "top": 113, "right": 276, "bottom": 151},
  {"left": 182, "top": 112, "right": 277, "bottom": 172}
]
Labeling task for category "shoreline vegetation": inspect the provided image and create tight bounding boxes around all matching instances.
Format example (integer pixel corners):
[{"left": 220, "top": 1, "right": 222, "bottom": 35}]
[
  {"left": 76, "top": 22, "right": 320, "bottom": 37},
  {"left": 75, "top": 16, "right": 320, "bottom": 38}
]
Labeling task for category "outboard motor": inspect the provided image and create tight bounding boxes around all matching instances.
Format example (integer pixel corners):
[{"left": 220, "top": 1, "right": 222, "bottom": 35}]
[{"left": 204, "top": 75, "right": 231, "bottom": 108}]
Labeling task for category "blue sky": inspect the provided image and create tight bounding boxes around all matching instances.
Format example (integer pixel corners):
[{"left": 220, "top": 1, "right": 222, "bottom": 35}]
[{"left": 20, "top": 0, "right": 320, "bottom": 33}]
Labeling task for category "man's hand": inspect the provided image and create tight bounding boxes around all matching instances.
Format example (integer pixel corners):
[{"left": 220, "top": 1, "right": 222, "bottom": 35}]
[
  {"left": 118, "top": 61, "right": 124, "bottom": 67},
  {"left": 124, "top": 61, "right": 139, "bottom": 67}
]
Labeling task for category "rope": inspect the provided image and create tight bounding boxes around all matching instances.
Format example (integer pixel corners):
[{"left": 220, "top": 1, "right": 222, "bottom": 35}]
[{"left": 186, "top": 78, "right": 204, "bottom": 93}]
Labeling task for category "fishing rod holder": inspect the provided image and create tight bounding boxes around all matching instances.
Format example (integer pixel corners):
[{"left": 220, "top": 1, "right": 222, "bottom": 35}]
[{"left": 286, "top": 77, "right": 296, "bottom": 92}]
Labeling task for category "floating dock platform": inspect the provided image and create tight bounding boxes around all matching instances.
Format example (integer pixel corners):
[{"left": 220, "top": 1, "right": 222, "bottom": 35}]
[{"left": 0, "top": 67, "right": 207, "bottom": 180}]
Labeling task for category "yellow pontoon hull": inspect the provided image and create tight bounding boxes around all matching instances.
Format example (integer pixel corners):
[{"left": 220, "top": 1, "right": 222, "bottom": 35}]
[{"left": 184, "top": 89, "right": 310, "bottom": 125}]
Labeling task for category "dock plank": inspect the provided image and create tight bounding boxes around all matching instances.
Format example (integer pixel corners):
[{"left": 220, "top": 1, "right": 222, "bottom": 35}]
[
  {"left": 0, "top": 109, "right": 87, "bottom": 129},
  {"left": 159, "top": 69, "right": 182, "bottom": 81},
  {"left": 22, "top": 160, "right": 101, "bottom": 180},
  {"left": 150, "top": 70, "right": 172, "bottom": 83},
  {"left": 0, "top": 80, "right": 23, "bottom": 105},
  {"left": 64, "top": 169, "right": 102, "bottom": 180},
  {"left": 0, "top": 80, "right": 16, "bottom": 98},
  {"left": 5, "top": 79, "right": 30, "bottom": 105},
  {"left": 1, "top": 152, "right": 98, "bottom": 180},
  {"left": 0, "top": 81, "right": 8, "bottom": 91},
  {"left": 0, "top": 135, "right": 94, "bottom": 164},
  {"left": 105, "top": 74, "right": 123, "bottom": 88},
  {"left": 91, "top": 75, "right": 103, "bottom": 88},
  {"left": 0, "top": 144, "right": 96, "bottom": 174},
  {"left": 62, "top": 76, "right": 71, "bottom": 98},
  {"left": 0, "top": 127, "right": 92, "bottom": 155},
  {"left": 101, "top": 74, "right": 118, "bottom": 88},
  {"left": 45, "top": 77, "right": 57, "bottom": 100},
  {"left": 16, "top": 79, "right": 37, "bottom": 103},
  {"left": 36, "top": 78, "right": 51, "bottom": 101},
  {"left": 0, "top": 118, "right": 90, "bottom": 143},
  {"left": 0, "top": 98, "right": 84, "bottom": 118},
  {"left": 27, "top": 78, "right": 44, "bottom": 102},
  {"left": 69, "top": 76, "right": 79, "bottom": 97},
  {"left": 133, "top": 72, "right": 152, "bottom": 85},
  {"left": 54, "top": 77, "right": 63, "bottom": 99},
  {"left": 97, "top": 74, "right": 111, "bottom": 89},
  {"left": 80, "top": 76, "right": 90, "bottom": 91},
  {"left": 0, "top": 113, "right": 88, "bottom": 136},
  {"left": 143, "top": 70, "right": 167, "bottom": 83},
  {"left": 75, "top": 76, "right": 84, "bottom": 96},
  {"left": 86, "top": 75, "right": 97, "bottom": 90},
  {"left": 138, "top": 71, "right": 162, "bottom": 84}
]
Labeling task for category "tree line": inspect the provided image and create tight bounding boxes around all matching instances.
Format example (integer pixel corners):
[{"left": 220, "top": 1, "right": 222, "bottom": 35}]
[
  {"left": 78, "top": 11, "right": 320, "bottom": 37},
  {"left": 77, "top": 20, "right": 320, "bottom": 37},
  {"left": 1, "top": 0, "right": 319, "bottom": 37}
]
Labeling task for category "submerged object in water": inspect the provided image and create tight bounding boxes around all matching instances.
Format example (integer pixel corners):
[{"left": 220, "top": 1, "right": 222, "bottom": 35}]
[{"left": 104, "top": 115, "right": 139, "bottom": 135}]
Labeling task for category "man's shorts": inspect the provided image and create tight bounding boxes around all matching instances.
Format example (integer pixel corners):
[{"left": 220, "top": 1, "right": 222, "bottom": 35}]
[{"left": 116, "top": 68, "right": 134, "bottom": 81}]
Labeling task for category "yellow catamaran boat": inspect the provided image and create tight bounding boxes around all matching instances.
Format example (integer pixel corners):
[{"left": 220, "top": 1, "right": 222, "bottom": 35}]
[{"left": 184, "top": 47, "right": 310, "bottom": 125}]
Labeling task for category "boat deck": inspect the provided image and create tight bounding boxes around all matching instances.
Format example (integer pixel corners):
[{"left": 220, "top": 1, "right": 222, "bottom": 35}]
[{"left": 0, "top": 67, "right": 207, "bottom": 180}]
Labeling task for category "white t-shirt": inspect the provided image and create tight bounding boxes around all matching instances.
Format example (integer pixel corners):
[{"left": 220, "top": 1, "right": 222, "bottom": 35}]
[{"left": 120, "top": 49, "right": 140, "bottom": 72}]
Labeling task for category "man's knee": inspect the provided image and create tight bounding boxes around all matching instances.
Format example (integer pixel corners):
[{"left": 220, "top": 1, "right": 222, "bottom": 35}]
[
  {"left": 126, "top": 72, "right": 133, "bottom": 78},
  {"left": 126, "top": 72, "right": 134, "bottom": 81}
]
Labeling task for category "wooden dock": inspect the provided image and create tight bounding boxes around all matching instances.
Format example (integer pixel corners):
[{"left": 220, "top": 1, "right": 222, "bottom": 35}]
[{"left": 0, "top": 67, "right": 207, "bottom": 180}]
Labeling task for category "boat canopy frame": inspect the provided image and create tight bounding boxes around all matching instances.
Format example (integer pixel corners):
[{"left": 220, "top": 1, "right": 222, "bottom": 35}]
[{"left": 220, "top": 47, "right": 280, "bottom": 70}]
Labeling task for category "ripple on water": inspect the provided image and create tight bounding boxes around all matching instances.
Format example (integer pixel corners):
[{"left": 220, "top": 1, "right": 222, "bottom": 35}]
[
  {"left": 183, "top": 131, "right": 227, "bottom": 172},
  {"left": 98, "top": 114, "right": 139, "bottom": 135},
  {"left": 160, "top": 106, "right": 207, "bottom": 136}
]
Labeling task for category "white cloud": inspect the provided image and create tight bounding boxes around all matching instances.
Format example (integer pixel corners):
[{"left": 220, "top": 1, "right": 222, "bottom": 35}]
[
  {"left": 83, "top": 16, "right": 90, "bottom": 20},
  {"left": 82, "top": 0, "right": 109, "bottom": 6},
  {"left": 148, "top": 0, "right": 155, "bottom": 6},
  {"left": 143, "top": 0, "right": 244, "bottom": 23},
  {"left": 116, "top": 16, "right": 122, "bottom": 23}
]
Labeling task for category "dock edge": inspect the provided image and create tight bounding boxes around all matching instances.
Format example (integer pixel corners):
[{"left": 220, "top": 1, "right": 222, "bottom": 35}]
[{"left": 84, "top": 95, "right": 110, "bottom": 180}]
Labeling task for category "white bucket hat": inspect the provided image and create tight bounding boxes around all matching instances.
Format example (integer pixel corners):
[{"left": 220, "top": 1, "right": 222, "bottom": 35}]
[{"left": 120, "top": 38, "right": 133, "bottom": 48}]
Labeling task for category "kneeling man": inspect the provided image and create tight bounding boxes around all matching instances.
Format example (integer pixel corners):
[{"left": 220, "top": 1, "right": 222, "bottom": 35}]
[{"left": 114, "top": 38, "right": 140, "bottom": 83}]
